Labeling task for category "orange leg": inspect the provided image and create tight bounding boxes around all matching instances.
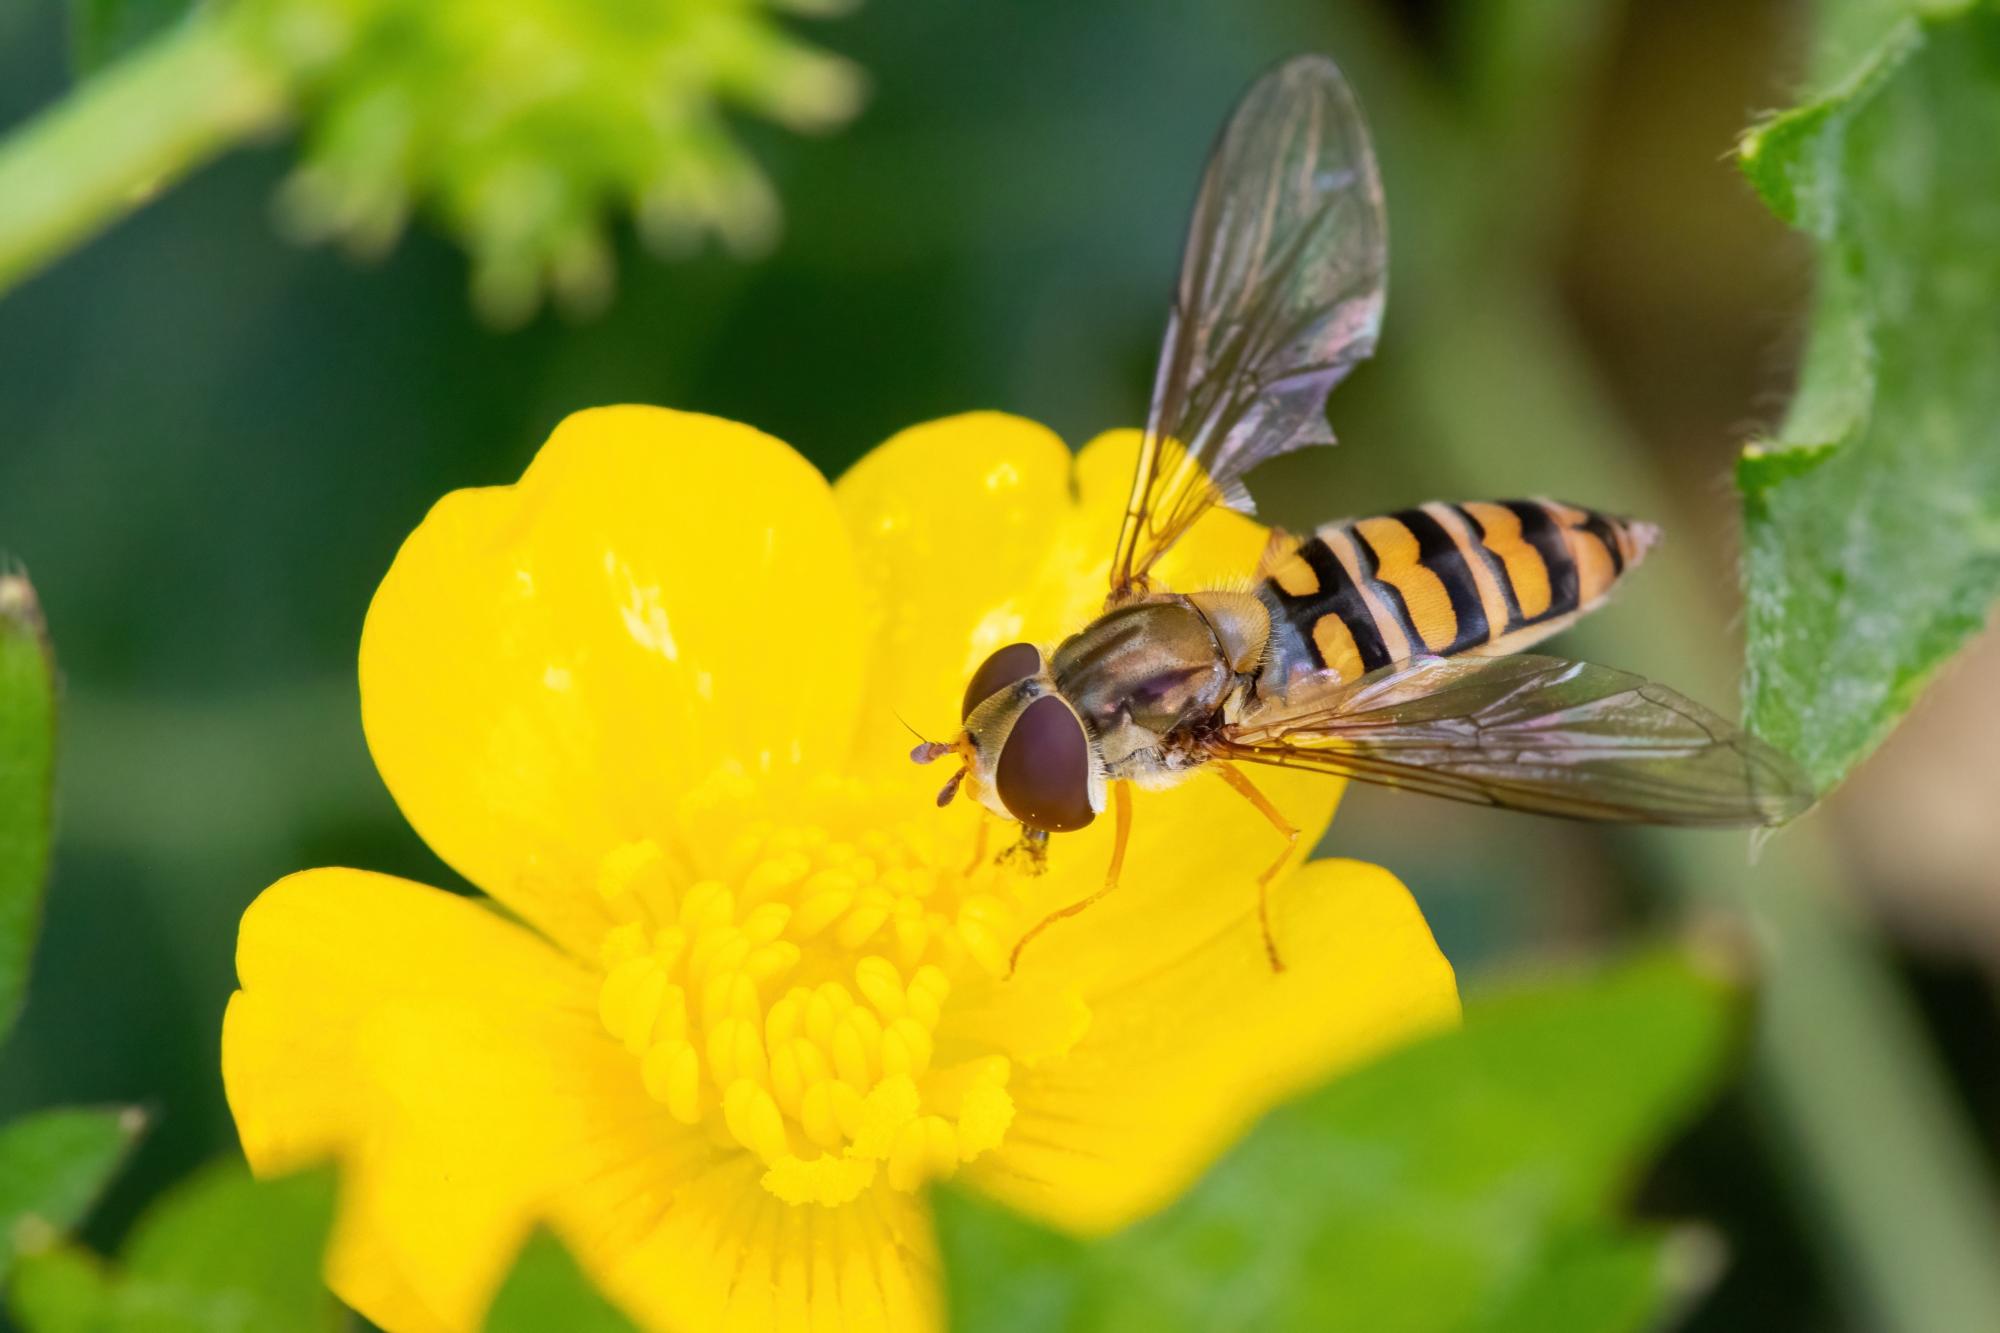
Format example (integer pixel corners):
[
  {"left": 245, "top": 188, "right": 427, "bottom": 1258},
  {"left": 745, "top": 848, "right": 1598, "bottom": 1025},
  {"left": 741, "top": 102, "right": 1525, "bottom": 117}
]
[
  {"left": 1212, "top": 760, "right": 1299, "bottom": 972},
  {"left": 964, "top": 814, "right": 992, "bottom": 877},
  {"left": 1006, "top": 781, "right": 1133, "bottom": 978}
]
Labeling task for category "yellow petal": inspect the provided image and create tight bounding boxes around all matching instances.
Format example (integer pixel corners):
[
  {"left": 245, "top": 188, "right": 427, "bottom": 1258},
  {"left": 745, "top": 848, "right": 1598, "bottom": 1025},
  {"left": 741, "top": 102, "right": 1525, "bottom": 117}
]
[
  {"left": 228, "top": 869, "right": 949, "bottom": 1333},
  {"left": 1001, "top": 742, "right": 1342, "bottom": 996},
  {"left": 591, "top": 1160, "right": 936, "bottom": 1333},
  {"left": 834, "top": 412, "right": 1073, "bottom": 766},
  {"left": 969, "top": 858, "right": 1460, "bottom": 1234},
  {"left": 1071, "top": 427, "right": 1278, "bottom": 604},
  {"left": 835, "top": 418, "right": 1283, "bottom": 802},
  {"left": 361, "top": 406, "right": 867, "bottom": 958},
  {"left": 223, "top": 867, "right": 705, "bottom": 1331}
]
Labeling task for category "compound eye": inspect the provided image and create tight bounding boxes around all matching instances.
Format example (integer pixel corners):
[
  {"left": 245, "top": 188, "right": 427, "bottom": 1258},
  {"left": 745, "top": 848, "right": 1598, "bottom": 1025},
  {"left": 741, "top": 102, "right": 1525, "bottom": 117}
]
[
  {"left": 995, "top": 695, "right": 1096, "bottom": 832},
  {"left": 962, "top": 641, "right": 1042, "bottom": 720}
]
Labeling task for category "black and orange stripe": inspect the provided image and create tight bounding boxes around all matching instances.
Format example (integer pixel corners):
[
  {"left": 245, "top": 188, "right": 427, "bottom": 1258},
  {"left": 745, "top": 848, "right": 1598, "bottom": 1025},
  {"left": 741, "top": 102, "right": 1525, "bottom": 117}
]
[{"left": 1257, "top": 498, "right": 1655, "bottom": 683}]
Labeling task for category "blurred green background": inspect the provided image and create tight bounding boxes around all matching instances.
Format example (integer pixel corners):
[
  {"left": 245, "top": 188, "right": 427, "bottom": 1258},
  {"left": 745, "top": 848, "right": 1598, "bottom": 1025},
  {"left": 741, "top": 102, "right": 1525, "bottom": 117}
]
[{"left": 4, "top": 0, "right": 1998, "bottom": 1327}]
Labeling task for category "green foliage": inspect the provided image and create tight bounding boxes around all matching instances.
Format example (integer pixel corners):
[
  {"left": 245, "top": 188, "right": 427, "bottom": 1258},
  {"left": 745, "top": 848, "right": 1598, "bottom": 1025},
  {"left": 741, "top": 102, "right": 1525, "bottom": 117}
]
[
  {"left": 9, "top": 0, "right": 865, "bottom": 320},
  {"left": 0, "top": 574, "right": 56, "bottom": 1044},
  {"left": 67, "top": 0, "right": 201, "bottom": 72},
  {"left": 11, "top": 0, "right": 868, "bottom": 320},
  {"left": 241, "top": 0, "right": 865, "bottom": 324},
  {"left": 0, "top": 583, "right": 152, "bottom": 1305},
  {"left": 483, "top": 1230, "right": 640, "bottom": 1333},
  {"left": 1466, "top": 1228, "right": 1689, "bottom": 1333},
  {"left": 938, "top": 953, "right": 1735, "bottom": 1333},
  {"left": 1736, "top": 1, "right": 2000, "bottom": 791},
  {"left": 0, "top": 1108, "right": 145, "bottom": 1285},
  {"left": 7, "top": 1161, "right": 339, "bottom": 1333}
]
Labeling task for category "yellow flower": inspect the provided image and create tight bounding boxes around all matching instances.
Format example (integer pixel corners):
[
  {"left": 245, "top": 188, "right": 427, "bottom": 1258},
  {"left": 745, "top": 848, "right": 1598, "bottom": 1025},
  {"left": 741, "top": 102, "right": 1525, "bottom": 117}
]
[{"left": 222, "top": 406, "right": 1459, "bottom": 1331}]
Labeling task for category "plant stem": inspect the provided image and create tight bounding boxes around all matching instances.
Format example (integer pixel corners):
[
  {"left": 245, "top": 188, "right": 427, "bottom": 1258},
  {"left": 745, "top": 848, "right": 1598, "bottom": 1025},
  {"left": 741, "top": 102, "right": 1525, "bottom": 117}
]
[{"left": 0, "top": 15, "right": 288, "bottom": 296}]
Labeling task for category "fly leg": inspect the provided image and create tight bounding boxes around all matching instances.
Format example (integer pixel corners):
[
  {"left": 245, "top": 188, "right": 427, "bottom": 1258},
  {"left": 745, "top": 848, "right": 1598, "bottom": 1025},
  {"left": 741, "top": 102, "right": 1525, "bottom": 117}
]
[
  {"left": 1005, "top": 782, "right": 1132, "bottom": 978},
  {"left": 1212, "top": 760, "right": 1299, "bottom": 972},
  {"left": 965, "top": 814, "right": 993, "bottom": 877},
  {"left": 996, "top": 826, "right": 1049, "bottom": 874}
]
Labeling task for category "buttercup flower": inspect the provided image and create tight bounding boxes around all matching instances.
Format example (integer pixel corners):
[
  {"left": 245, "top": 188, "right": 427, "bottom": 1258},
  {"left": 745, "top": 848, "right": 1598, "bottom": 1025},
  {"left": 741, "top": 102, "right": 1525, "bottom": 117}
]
[{"left": 222, "top": 407, "right": 1459, "bottom": 1331}]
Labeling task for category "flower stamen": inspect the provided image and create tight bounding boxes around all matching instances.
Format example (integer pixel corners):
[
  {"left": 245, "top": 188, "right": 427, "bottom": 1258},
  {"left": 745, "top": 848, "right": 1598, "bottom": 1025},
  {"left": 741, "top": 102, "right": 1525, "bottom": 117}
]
[{"left": 593, "top": 772, "right": 1048, "bottom": 1206}]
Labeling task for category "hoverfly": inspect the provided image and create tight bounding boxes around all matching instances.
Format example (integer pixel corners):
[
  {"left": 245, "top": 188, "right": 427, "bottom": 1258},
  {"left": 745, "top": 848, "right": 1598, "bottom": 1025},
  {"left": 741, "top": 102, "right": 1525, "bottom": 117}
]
[{"left": 914, "top": 54, "right": 1814, "bottom": 972}]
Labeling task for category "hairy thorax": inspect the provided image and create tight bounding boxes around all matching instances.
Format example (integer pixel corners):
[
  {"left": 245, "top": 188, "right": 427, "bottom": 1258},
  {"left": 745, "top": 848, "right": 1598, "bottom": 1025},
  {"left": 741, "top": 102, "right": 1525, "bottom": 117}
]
[{"left": 1049, "top": 592, "right": 1271, "bottom": 783}]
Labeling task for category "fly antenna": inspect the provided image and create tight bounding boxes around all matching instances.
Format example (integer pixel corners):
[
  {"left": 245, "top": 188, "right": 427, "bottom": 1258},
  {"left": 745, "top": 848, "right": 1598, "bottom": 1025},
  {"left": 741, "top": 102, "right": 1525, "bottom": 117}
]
[
  {"left": 899, "top": 708, "right": 960, "bottom": 766},
  {"left": 892, "top": 707, "right": 935, "bottom": 747}
]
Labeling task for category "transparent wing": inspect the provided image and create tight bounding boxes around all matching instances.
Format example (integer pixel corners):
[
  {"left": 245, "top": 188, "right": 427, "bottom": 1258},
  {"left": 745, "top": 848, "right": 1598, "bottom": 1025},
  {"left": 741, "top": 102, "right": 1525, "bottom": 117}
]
[
  {"left": 1216, "top": 655, "right": 1816, "bottom": 827},
  {"left": 1109, "top": 54, "right": 1387, "bottom": 602}
]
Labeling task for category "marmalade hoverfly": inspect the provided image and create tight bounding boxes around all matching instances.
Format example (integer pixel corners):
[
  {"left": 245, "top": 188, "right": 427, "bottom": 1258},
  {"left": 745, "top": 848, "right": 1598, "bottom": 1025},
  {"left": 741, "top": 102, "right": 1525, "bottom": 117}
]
[{"left": 913, "top": 55, "right": 1813, "bottom": 971}]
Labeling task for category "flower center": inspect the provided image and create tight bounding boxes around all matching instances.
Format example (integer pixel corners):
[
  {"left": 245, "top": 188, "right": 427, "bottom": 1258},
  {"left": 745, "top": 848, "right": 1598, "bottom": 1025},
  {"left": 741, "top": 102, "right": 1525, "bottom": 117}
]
[{"left": 592, "top": 768, "right": 1063, "bottom": 1207}]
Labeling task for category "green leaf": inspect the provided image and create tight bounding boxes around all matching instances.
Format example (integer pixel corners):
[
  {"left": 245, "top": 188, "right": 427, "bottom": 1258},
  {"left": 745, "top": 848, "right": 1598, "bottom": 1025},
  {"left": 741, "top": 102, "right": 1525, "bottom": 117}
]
[
  {"left": 8, "top": 1160, "right": 340, "bottom": 1333},
  {"left": 482, "top": 1229, "right": 639, "bottom": 1333},
  {"left": 68, "top": 0, "right": 205, "bottom": 74},
  {"left": 1736, "top": 2, "right": 2000, "bottom": 791},
  {"left": 0, "top": 1108, "right": 145, "bottom": 1285},
  {"left": 938, "top": 953, "right": 1736, "bottom": 1333},
  {"left": 4, "top": 1246, "right": 109, "bottom": 1333},
  {"left": 1468, "top": 1227, "right": 1690, "bottom": 1333},
  {"left": 0, "top": 573, "right": 56, "bottom": 1045}
]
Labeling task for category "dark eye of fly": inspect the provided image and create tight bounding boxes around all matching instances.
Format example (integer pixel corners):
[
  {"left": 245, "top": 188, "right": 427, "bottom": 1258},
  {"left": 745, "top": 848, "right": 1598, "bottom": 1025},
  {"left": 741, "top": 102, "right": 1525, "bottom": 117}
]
[
  {"left": 995, "top": 695, "right": 1096, "bottom": 832},
  {"left": 962, "top": 641, "right": 1042, "bottom": 719}
]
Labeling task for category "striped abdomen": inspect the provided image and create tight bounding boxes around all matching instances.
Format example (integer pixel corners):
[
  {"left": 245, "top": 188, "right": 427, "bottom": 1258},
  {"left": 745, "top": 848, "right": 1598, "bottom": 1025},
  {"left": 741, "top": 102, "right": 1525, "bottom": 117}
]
[{"left": 1256, "top": 500, "right": 1657, "bottom": 684}]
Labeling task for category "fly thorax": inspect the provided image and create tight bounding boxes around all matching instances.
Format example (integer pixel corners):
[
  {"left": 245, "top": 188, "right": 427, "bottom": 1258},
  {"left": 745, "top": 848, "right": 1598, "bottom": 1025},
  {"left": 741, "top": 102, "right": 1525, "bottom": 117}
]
[{"left": 1051, "top": 599, "right": 1232, "bottom": 737}]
